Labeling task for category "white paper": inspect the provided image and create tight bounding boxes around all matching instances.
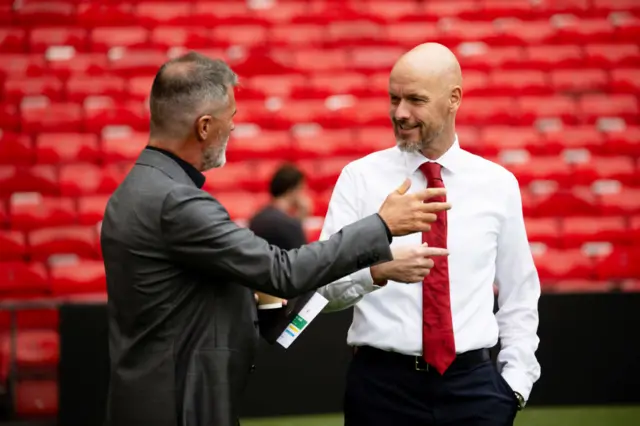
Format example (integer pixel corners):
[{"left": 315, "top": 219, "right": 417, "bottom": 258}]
[{"left": 276, "top": 292, "right": 329, "bottom": 348}]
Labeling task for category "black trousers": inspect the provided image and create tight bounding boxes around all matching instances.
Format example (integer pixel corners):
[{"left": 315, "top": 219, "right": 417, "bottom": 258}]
[{"left": 344, "top": 347, "right": 519, "bottom": 426}]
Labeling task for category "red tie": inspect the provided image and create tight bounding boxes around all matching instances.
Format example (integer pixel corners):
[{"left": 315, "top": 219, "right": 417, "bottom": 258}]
[{"left": 419, "top": 162, "right": 456, "bottom": 374}]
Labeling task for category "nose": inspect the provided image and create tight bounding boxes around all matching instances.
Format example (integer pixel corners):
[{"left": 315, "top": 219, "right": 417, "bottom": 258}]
[{"left": 393, "top": 99, "right": 411, "bottom": 121}]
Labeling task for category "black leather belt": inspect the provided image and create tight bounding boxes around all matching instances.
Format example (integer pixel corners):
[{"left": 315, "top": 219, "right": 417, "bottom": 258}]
[{"left": 355, "top": 346, "right": 491, "bottom": 373}]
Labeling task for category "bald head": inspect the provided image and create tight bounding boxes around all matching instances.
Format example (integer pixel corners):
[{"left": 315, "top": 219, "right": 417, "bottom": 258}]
[
  {"left": 388, "top": 43, "right": 463, "bottom": 159},
  {"left": 391, "top": 43, "right": 462, "bottom": 89}
]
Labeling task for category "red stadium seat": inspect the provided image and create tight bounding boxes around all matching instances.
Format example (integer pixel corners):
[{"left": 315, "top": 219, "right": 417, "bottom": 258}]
[
  {"left": 592, "top": 0, "right": 640, "bottom": 14},
  {"left": 10, "top": 193, "right": 77, "bottom": 231},
  {"left": 3, "top": 77, "right": 64, "bottom": 103},
  {"left": 422, "top": 1, "right": 480, "bottom": 20},
  {"left": 480, "top": 127, "right": 542, "bottom": 153},
  {"left": 572, "top": 156, "right": 637, "bottom": 186},
  {"left": 326, "top": 20, "right": 387, "bottom": 46},
  {"left": 554, "top": 18, "right": 615, "bottom": 44},
  {"left": 202, "top": 162, "right": 253, "bottom": 193},
  {"left": 524, "top": 45, "right": 583, "bottom": 69},
  {"left": 539, "top": 126, "right": 605, "bottom": 155},
  {"left": 245, "top": 74, "right": 306, "bottom": 99},
  {"left": 383, "top": 23, "right": 440, "bottom": 48},
  {"left": 595, "top": 247, "right": 640, "bottom": 280},
  {"left": 76, "top": 3, "right": 137, "bottom": 28},
  {"left": 0, "top": 165, "right": 59, "bottom": 195},
  {"left": 489, "top": 70, "right": 550, "bottom": 96},
  {"left": 441, "top": 21, "right": 497, "bottom": 45},
  {"left": 0, "top": 201, "right": 7, "bottom": 228},
  {"left": 50, "top": 259, "right": 106, "bottom": 295},
  {"left": 562, "top": 216, "right": 628, "bottom": 247},
  {"left": 14, "top": 380, "right": 58, "bottom": 417},
  {"left": 584, "top": 44, "right": 640, "bottom": 68},
  {"left": 83, "top": 97, "right": 148, "bottom": 132},
  {"left": 35, "top": 133, "right": 100, "bottom": 164},
  {"left": 212, "top": 192, "right": 269, "bottom": 220},
  {"left": 0, "top": 133, "right": 34, "bottom": 165},
  {"left": 504, "top": 156, "right": 571, "bottom": 185},
  {"left": 0, "top": 28, "right": 26, "bottom": 53},
  {"left": 60, "top": 164, "right": 130, "bottom": 196},
  {"left": 29, "top": 226, "right": 99, "bottom": 260},
  {"left": 135, "top": 2, "right": 192, "bottom": 27},
  {"left": 212, "top": 25, "right": 268, "bottom": 48},
  {"left": 293, "top": 129, "right": 356, "bottom": 159},
  {"left": 0, "top": 54, "right": 45, "bottom": 78},
  {"left": 0, "top": 330, "right": 59, "bottom": 372},
  {"left": 102, "top": 132, "right": 148, "bottom": 163},
  {"left": 28, "top": 27, "right": 87, "bottom": 53},
  {"left": 533, "top": 0, "right": 590, "bottom": 16},
  {"left": 524, "top": 217, "right": 561, "bottom": 247},
  {"left": 77, "top": 195, "right": 110, "bottom": 226},
  {"left": 269, "top": 24, "right": 326, "bottom": 47},
  {"left": 127, "top": 75, "right": 155, "bottom": 101},
  {"left": 306, "top": 157, "right": 358, "bottom": 191},
  {"left": 479, "top": 0, "right": 533, "bottom": 20},
  {"left": 610, "top": 69, "right": 640, "bottom": 94},
  {"left": 0, "top": 231, "right": 27, "bottom": 261},
  {"left": 615, "top": 13, "right": 640, "bottom": 43},
  {"left": 630, "top": 216, "right": 640, "bottom": 242},
  {"left": 293, "top": 49, "right": 349, "bottom": 72},
  {"left": 149, "top": 27, "right": 211, "bottom": 50},
  {"left": 308, "top": 73, "right": 368, "bottom": 97},
  {"left": 520, "top": 96, "right": 578, "bottom": 125},
  {"left": 497, "top": 20, "right": 556, "bottom": 46},
  {"left": 457, "top": 97, "right": 517, "bottom": 125},
  {"left": 355, "top": 127, "right": 399, "bottom": 155},
  {"left": 312, "top": 188, "right": 335, "bottom": 217},
  {"left": 90, "top": 27, "right": 148, "bottom": 52},
  {"left": 0, "top": 262, "right": 49, "bottom": 295},
  {"left": 226, "top": 130, "right": 293, "bottom": 161},
  {"left": 46, "top": 52, "right": 109, "bottom": 78},
  {"left": 534, "top": 186, "right": 598, "bottom": 217},
  {"left": 457, "top": 46, "right": 525, "bottom": 71},
  {"left": 66, "top": 76, "right": 126, "bottom": 101},
  {"left": 579, "top": 94, "right": 639, "bottom": 124},
  {"left": 21, "top": 102, "right": 83, "bottom": 133},
  {"left": 109, "top": 49, "right": 168, "bottom": 76},
  {"left": 533, "top": 248, "right": 595, "bottom": 281},
  {"left": 0, "top": 103, "right": 20, "bottom": 132},
  {"left": 597, "top": 187, "right": 640, "bottom": 215},
  {"left": 550, "top": 69, "right": 609, "bottom": 93},
  {"left": 14, "top": 1, "right": 76, "bottom": 26},
  {"left": 243, "top": 160, "right": 285, "bottom": 192},
  {"left": 602, "top": 126, "right": 640, "bottom": 156}
]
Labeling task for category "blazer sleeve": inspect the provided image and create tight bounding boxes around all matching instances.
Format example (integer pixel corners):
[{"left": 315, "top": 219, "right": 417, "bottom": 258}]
[{"left": 160, "top": 185, "right": 393, "bottom": 299}]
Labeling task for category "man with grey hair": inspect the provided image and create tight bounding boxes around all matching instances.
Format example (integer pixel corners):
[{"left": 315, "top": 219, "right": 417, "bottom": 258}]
[{"left": 100, "top": 51, "right": 450, "bottom": 426}]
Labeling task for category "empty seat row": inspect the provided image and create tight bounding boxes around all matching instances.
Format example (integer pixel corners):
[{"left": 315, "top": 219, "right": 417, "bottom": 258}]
[
  {"left": 0, "top": 16, "right": 639, "bottom": 51},
  {"left": 1, "top": 45, "right": 639, "bottom": 79},
  {"left": 533, "top": 246, "right": 640, "bottom": 281},
  {"left": 3, "top": 1, "right": 639, "bottom": 28},
  {"left": 2, "top": 68, "right": 639, "bottom": 104},
  {"left": 2, "top": 125, "right": 638, "bottom": 164},
  {"left": 526, "top": 216, "right": 640, "bottom": 247},
  {"left": 1, "top": 95, "right": 638, "bottom": 134},
  {"left": 0, "top": 227, "right": 101, "bottom": 261},
  {"left": 0, "top": 260, "right": 106, "bottom": 295}
]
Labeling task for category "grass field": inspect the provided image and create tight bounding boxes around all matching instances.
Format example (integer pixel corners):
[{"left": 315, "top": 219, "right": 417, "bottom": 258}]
[{"left": 242, "top": 406, "right": 640, "bottom": 426}]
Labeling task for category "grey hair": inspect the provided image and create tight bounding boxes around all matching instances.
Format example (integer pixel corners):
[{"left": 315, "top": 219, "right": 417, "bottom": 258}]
[{"left": 149, "top": 51, "right": 238, "bottom": 139}]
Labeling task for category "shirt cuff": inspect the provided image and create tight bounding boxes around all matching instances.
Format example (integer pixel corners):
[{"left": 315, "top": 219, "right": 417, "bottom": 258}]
[
  {"left": 501, "top": 367, "right": 534, "bottom": 402},
  {"left": 351, "top": 268, "right": 385, "bottom": 294}
]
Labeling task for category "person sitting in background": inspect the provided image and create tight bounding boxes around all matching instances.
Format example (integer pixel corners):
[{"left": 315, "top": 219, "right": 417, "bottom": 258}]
[{"left": 249, "top": 163, "right": 311, "bottom": 250}]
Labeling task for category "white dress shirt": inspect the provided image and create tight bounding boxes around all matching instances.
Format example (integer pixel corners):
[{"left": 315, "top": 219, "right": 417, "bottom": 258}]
[{"left": 317, "top": 138, "right": 541, "bottom": 400}]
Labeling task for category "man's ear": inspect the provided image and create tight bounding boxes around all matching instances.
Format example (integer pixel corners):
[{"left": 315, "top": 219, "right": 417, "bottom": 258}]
[
  {"left": 449, "top": 86, "right": 462, "bottom": 112},
  {"left": 195, "top": 115, "right": 213, "bottom": 142}
]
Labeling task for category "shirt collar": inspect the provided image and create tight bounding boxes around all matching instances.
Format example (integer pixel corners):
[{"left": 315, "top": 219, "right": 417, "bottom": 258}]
[
  {"left": 403, "top": 135, "right": 462, "bottom": 175},
  {"left": 144, "top": 146, "right": 206, "bottom": 189}
]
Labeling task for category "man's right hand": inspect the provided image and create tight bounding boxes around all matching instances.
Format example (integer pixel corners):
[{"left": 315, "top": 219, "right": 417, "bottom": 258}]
[
  {"left": 371, "top": 243, "right": 449, "bottom": 284},
  {"left": 378, "top": 178, "right": 450, "bottom": 236}
]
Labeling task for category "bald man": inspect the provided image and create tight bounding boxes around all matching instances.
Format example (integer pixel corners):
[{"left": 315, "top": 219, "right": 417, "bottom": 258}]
[
  {"left": 318, "top": 43, "right": 541, "bottom": 425},
  {"left": 100, "top": 52, "right": 450, "bottom": 426}
]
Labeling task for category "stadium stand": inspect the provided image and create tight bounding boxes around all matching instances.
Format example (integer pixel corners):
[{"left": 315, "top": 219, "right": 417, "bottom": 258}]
[{"left": 0, "top": 0, "right": 638, "bottom": 419}]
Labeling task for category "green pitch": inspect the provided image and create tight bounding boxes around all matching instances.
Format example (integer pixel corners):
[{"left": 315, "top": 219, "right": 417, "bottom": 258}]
[{"left": 242, "top": 406, "right": 640, "bottom": 426}]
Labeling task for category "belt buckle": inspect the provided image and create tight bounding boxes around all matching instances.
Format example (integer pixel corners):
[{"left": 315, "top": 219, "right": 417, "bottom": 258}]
[{"left": 415, "top": 356, "right": 429, "bottom": 372}]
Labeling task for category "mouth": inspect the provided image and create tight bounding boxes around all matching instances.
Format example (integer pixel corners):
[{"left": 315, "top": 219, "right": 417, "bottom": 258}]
[{"left": 396, "top": 123, "right": 419, "bottom": 134}]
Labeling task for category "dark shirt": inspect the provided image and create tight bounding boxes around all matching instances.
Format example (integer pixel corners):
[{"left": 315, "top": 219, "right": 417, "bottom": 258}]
[
  {"left": 249, "top": 205, "right": 307, "bottom": 250},
  {"left": 145, "top": 146, "right": 206, "bottom": 189}
]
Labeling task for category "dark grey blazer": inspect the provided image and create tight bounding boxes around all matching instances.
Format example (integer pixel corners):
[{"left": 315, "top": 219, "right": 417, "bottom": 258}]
[{"left": 100, "top": 149, "right": 393, "bottom": 426}]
